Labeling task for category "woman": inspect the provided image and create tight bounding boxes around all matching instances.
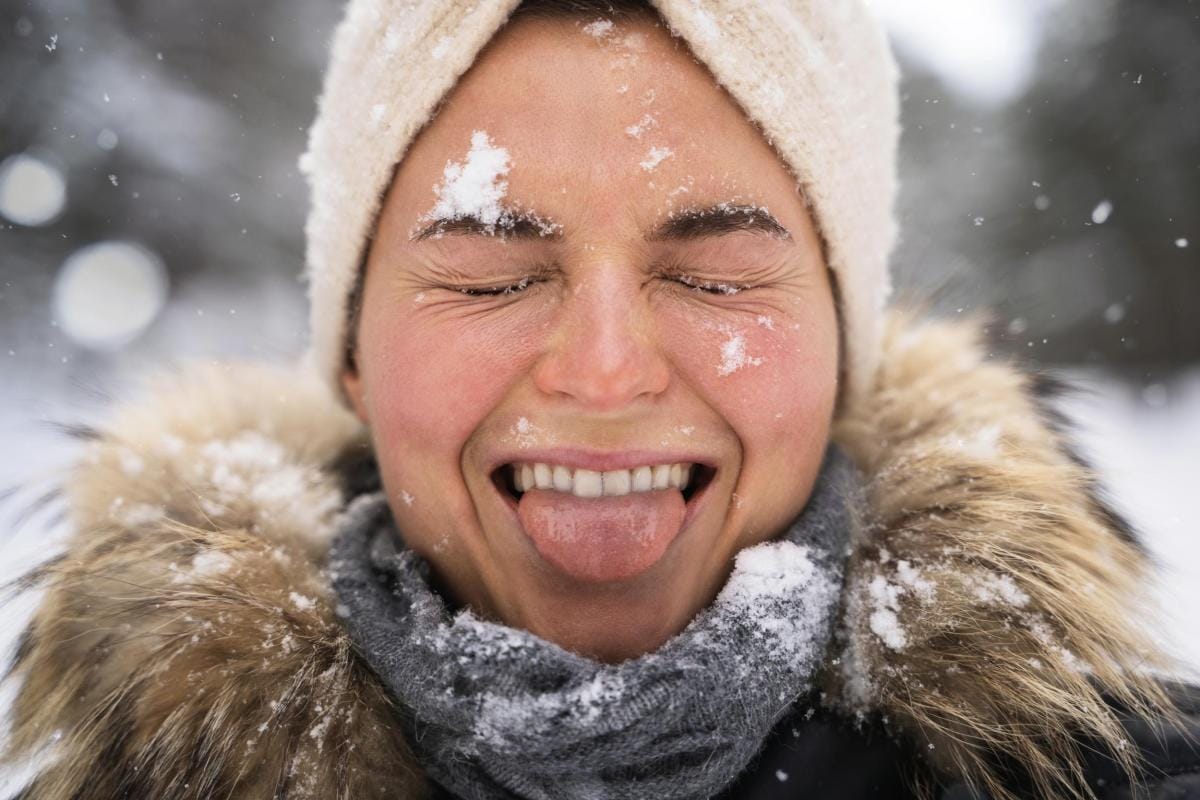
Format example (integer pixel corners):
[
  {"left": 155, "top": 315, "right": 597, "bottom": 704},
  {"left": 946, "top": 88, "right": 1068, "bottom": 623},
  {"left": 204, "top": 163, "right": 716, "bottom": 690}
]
[{"left": 2, "top": 1, "right": 1197, "bottom": 798}]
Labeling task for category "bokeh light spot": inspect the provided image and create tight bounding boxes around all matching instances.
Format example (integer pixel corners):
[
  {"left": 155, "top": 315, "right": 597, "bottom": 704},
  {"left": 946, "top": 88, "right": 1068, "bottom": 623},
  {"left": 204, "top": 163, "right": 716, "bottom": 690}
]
[
  {"left": 53, "top": 241, "right": 168, "bottom": 350},
  {"left": 0, "top": 152, "right": 67, "bottom": 226}
]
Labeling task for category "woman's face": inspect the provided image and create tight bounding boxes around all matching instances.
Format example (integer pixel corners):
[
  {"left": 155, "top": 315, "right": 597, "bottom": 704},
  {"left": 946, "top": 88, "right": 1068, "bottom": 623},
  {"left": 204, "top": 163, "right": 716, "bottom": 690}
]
[{"left": 343, "top": 13, "right": 838, "bottom": 661}]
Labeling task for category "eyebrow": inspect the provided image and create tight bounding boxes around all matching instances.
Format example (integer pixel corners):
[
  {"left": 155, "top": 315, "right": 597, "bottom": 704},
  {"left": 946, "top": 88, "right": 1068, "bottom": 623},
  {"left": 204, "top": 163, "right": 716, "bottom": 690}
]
[
  {"left": 650, "top": 204, "right": 793, "bottom": 242},
  {"left": 410, "top": 212, "right": 563, "bottom": 242},
  {"left": 409, "top": 203, "right": 792, "bottom": 243}
]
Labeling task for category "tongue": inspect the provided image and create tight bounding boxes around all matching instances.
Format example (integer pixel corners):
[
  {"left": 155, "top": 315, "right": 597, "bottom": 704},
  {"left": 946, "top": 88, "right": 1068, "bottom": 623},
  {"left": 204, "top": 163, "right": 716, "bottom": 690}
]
[{"left": 517, "top": 488, "right": 687, "bottom": 582}]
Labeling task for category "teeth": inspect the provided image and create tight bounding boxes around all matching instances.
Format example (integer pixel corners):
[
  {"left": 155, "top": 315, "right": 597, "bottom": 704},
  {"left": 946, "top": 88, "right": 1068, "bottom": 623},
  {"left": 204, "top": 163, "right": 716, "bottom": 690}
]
[
  {"left": 652, "top": 464, "right": 670, "bottom": 490},
  {"left": 511, "top": 461, "right": 696, "bottom": 497},
  {"left": 632, "top": 466, "right": 652, "bottom": 492},
  {"left": 573, "top": 469, "right": 602, "bottom": 498},
  {"left": 553, "top": 465, "right": 571, "bottom": 492},
  {"left": 603, "top": 469, "right": 631, "bottom": 495}
]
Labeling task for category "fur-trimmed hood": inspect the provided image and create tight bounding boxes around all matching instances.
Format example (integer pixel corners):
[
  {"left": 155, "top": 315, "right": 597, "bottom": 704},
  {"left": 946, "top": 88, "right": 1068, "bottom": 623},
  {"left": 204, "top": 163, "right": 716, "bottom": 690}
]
[{"left": 0, "top": 311, "right": 1177, "bottom": 799}]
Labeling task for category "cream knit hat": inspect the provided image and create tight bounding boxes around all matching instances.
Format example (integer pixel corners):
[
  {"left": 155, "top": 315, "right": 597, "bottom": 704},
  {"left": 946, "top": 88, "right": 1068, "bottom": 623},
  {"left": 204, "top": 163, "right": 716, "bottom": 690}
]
[{"left": 300, "top": 0, "right": 900, "bottom": 405}]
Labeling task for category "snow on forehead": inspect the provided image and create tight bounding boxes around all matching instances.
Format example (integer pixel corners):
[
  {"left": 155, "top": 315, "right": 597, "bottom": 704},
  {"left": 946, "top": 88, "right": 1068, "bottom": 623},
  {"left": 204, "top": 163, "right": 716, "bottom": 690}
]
[
  {"left": 639, "top": 145, "right": 674, "bottom": 172},
  {"left": 426, "top": 130, "right": 512, "bottom": 227},
  {"left": 581, "top": 18, "right": 615, "bottom": 39},
  {"left": 579, "top": 15, "right": 652, "bottom": 71}
]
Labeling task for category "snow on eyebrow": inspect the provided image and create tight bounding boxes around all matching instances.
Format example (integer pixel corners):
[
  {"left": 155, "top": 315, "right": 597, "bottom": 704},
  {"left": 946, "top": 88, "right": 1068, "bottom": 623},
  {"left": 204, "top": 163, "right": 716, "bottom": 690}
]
[{"left": 425, "top": 130, "right": 512, "bottom": 228}]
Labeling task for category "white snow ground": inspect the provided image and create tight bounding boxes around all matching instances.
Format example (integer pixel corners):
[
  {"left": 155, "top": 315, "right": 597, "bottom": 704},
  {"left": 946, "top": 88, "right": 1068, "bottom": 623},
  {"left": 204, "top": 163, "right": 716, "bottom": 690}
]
[{"left": 1054, "top": 368, "right": 1200, "bottom": 677}]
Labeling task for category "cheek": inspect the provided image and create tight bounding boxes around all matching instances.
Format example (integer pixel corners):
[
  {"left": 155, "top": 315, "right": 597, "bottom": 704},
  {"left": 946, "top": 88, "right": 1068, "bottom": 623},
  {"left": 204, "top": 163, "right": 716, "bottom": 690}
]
[
  {"left": 659, "top": 303, "right": 839, "bottom": 454},
  {"left": 356, "top": 297, "right": 534, "bottom": 468}
]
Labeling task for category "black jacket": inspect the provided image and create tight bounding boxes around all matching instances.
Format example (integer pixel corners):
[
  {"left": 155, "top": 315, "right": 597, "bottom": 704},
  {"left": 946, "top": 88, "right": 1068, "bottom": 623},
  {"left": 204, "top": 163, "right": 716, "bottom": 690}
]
[
  {"left": 718, "top": 683, "right": 1200, "bottom": 799},
  {"left": 419, "top": 684, "right": 1200, "bottom": 799}
]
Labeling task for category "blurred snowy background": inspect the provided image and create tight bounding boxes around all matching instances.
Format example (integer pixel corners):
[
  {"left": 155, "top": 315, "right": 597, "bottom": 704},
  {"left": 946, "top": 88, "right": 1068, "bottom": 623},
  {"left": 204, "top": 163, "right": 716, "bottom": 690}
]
[{"left": 0, "top": 0, "right": 1197, "bottom": 764}]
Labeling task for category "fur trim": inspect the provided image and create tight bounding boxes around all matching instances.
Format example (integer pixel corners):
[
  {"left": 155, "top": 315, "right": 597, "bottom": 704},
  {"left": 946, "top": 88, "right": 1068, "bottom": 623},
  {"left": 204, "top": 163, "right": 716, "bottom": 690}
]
[
  {"left": 830, "top": 311, "right": 1174, "bottom": 799},
  {"left": 2, "top": 365, "right": 423, "bottom": 799},
  {"left": 1, "top": 314, "right": 1177, "bottom": 799}
]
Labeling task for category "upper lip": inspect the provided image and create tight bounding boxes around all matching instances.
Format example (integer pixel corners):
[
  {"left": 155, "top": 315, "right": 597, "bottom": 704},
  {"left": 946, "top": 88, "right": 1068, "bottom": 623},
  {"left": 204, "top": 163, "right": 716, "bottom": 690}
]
[{"left": 485, "top": 447, "right": 719, "bottom": 475}]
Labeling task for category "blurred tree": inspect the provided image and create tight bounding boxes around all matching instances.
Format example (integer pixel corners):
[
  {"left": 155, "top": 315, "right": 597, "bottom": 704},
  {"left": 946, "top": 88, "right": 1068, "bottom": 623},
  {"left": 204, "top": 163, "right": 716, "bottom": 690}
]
[
  {"left": 0, "top": 0, "right": 338, "bottom": 374},
  {"left": 890, "top": 0, "right": 1198, "bottom": 378},
  {"left": 1008, "top": 0, "right": 1199, "bottom": 376}
]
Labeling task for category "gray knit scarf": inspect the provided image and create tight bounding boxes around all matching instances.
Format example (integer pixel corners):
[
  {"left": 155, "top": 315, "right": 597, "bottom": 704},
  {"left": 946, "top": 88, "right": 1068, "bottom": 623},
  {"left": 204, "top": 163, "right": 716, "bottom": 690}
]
[{"left": 330, "top": 447, "right": 858, "bottom": 800}]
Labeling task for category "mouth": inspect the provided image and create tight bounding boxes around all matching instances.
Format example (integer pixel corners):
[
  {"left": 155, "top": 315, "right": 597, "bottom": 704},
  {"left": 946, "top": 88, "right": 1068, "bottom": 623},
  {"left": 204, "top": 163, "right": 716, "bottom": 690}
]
[
  {"left": 488, "top": 458, "right": 718, "bottom": 583},
  {"left": 492, "top": 460, "right": 716, "bottom": 504}
]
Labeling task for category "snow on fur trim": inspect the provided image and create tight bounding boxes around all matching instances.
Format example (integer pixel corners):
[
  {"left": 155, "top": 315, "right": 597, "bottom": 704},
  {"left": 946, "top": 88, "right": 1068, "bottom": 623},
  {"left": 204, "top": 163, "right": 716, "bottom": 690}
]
[{"left": 299, "top": 0, "right": 900, "bottom": 406}]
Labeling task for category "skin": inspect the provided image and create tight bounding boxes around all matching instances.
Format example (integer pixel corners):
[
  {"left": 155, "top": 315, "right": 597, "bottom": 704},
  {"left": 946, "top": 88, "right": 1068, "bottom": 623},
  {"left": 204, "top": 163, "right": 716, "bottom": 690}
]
[{"left": 342, "top": 12, "right": 839, "bottom": 662}]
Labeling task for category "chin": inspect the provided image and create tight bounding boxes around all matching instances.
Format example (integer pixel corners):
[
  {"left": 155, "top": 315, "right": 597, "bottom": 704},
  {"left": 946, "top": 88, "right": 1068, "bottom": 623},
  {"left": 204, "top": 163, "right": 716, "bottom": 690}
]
[{"left": 498, "top": 558, "right": 711, "bottom": 662}]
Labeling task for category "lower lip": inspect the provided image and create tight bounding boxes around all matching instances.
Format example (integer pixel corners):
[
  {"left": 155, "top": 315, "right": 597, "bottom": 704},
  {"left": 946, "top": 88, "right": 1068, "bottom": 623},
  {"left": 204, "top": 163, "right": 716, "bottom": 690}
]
[{"left": 493, "top": 473, "right": 712, "bottom": 583}]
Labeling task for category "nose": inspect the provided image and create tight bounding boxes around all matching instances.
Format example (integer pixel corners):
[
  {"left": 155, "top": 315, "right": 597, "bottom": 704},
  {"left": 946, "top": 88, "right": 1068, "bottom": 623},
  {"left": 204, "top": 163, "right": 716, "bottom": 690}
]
[{"left": 531, "top": 267, "right": 670, "bottom": 412}]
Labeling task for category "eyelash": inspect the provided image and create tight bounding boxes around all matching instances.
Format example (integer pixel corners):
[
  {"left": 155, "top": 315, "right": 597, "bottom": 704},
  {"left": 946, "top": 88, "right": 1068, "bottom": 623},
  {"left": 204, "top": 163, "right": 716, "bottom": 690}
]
[
  {"left": 452, "top": 276, "right": 538, "bottom": 296},
  {"left": 447, "top": 274, "right": 755, "bottom": 297},
  {"left": 669, "top": 274, "right": 751, "bottom": 296}
]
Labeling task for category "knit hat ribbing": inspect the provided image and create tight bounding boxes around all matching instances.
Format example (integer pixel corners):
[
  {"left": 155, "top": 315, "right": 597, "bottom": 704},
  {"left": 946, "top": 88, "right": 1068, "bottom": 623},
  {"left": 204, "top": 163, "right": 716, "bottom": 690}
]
[{"left": 300, "top": 0, "right": 900, "bottom": 405}]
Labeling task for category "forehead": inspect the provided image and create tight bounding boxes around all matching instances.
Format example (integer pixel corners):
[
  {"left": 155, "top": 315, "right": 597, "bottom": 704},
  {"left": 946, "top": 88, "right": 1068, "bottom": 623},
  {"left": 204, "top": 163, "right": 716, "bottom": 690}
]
[{"left": 387, "top": 15, "right": 803, "bottom": 230}]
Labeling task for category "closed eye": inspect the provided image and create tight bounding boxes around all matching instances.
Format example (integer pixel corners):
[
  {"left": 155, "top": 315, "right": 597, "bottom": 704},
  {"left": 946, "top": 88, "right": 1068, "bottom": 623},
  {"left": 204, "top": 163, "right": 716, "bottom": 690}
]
[
  {"left": 670, "top": 274, "right": 751, "bottom": 295},
  {"left": 452, "top": 277, "right": 539, "bottom": 296},
  {"left": 449, "top": 274, "right": 754, "bottom": 296}
]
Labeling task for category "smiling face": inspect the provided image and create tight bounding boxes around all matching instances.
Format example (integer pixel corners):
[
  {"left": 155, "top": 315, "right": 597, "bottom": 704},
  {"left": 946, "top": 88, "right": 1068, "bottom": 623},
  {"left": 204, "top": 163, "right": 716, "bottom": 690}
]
[{"left": 341, "top": 11, "right": 839, "bottom": 662}]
